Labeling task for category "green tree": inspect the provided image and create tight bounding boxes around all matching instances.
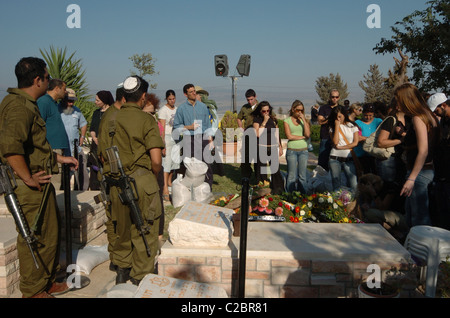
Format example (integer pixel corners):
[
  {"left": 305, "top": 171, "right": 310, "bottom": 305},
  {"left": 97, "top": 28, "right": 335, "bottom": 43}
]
[
  {"left": 315, "top": 73, "right": 349, "bottom": 105},
  {"left": 373, "top": 0, "right": 450, "bottom": 94},
  {"left": 129, "top": 53, "right": 158, "bottom": 89},
  {"left": 40, "top": 46, "right": 96, "bottom": 122},
  {"left": 359, "top": 64, "right": 391, "bottom": 104}
]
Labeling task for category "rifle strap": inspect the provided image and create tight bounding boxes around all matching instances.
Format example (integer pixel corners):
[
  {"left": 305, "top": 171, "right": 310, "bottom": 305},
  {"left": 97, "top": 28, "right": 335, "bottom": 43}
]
[{"left": 30, "top": 183, "right": 51, "bottom": 235}]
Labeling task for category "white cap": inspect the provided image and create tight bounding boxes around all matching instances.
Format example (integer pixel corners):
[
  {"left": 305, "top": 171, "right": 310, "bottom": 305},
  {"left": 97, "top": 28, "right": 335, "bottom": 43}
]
[
  {"left": 427, "top": 93, "right": 447, "bottom": 112},
  {"left": 123, "top": 76, "right": 141, "bottom": 93}
]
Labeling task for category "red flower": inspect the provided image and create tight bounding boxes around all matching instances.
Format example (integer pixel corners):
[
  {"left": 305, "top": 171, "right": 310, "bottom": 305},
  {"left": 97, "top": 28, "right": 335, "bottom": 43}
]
[
  {"left": 268, "top": 197, "right": 273, "bottom": 202},
  {"left": 278, "top": 202, "right": 283, "bottom": 207},
  {"left": 289, "top": 216, "right": 294, "bottom": 222},
  {"left": 294, "top": 217, "right": 300, "bottom": 223},
  {"left": 295, "top": 206, "right": 300, "bottom": 213}
]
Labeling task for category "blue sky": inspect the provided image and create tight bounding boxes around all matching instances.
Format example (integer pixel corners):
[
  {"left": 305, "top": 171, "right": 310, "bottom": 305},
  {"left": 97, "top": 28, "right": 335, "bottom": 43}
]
[{"left": 0, "top": 0, "right": 430, "bottom": 113}]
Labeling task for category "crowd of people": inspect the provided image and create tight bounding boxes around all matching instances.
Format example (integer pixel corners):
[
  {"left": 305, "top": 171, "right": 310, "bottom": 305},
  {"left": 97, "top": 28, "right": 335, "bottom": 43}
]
[
  {"left": 1, "top": 56, "right": 449, "bottom": 298},
  {"left": 313, "top": 85, "right": 449, "bottom": 236}
]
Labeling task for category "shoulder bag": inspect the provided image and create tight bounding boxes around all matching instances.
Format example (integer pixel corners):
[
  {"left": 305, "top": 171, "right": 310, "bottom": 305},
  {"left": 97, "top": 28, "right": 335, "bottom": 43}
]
[{"left": 362, "top": 116, "right": 397, "bottom": 159}]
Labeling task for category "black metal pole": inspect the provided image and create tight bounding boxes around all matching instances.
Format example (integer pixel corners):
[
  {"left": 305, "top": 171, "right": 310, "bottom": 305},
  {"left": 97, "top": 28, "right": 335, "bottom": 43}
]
[
  {"left": 238, "top": 177, "right": 250, "bottom": 298},
  {"left": 63, "top": 163, "right": 72, "bottom": 268},
  {"left": 73, "top": 139, "right": 79, "bottom": 190}
]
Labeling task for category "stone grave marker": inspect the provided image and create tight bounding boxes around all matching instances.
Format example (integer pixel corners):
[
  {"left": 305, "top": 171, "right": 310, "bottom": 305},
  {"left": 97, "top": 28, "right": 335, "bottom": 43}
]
[
  {"left": 168, "top": 201, "right": 234, "bottom": 247},
  {"left": 134, "top": 273, "right": 228, "bottom": 298}
]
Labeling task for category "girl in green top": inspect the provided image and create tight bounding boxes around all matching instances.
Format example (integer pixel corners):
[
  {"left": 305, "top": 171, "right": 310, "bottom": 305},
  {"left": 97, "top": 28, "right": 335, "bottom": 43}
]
[{"left": 283, "top": 100, "right": 310, "bottom": 193}]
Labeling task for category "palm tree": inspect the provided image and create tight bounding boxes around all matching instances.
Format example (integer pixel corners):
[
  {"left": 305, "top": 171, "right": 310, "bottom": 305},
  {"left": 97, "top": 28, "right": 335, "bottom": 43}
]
[{"left": 40, "top": 46, "right": 96, "bottom": 122}]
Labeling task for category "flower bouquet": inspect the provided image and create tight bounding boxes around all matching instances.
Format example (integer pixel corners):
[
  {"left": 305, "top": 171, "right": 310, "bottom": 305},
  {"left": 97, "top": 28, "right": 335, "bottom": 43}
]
[
  {"left": 249, "top": 195, "right": 288, "bottom": 222},
  {"left": 211, "top": 194, "right": 239, "bottom": 207},
  {"left": 282, "top": 191, "right": 362, "bottom": 224}
]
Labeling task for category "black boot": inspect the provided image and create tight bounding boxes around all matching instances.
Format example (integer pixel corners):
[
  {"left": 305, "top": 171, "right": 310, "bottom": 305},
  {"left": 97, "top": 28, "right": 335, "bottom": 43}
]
[
  {"left": 130, "top": 277, "right": 141, "bottom": 286},
  {"left": 109, "top": 262, "right": 118, "bottom": 272},
  {"left": 115, "top": 267, "right": 130, "bottom": 285}
]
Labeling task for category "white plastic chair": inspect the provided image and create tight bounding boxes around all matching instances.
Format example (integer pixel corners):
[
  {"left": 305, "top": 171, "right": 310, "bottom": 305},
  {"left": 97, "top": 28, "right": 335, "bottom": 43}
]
[{"left": 404, "top": 225, "right": 450, "bottom": 297}]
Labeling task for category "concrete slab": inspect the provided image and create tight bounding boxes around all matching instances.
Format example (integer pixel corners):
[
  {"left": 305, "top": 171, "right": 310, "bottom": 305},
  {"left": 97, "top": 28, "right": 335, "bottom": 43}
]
[
  {"left": 134, "top": 273, "right": 228, "bottom": 298},
  {"left": 162, "top": 223, "right": 410, "bottom": 263},
  {"left": 0, "top": 218, "right": 17, "bottom": 249}
]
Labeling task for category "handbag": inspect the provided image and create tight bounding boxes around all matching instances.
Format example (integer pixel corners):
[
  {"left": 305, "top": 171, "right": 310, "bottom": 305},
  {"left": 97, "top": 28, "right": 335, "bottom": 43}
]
[
  {"left": 363, "top": 116, "right": 397, "bottom": 159},
  {"left": 338, "top": 127, "right": 363, "bottom": 179}
]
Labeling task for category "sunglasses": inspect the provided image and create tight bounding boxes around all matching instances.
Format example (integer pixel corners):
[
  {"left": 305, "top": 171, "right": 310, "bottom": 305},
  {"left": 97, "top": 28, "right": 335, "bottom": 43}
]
[
  {"left": 261, "top": 109, "right": 270, "bottom": 114},
  {"left": 331, "top": 96, "right": 340, "bottom": 99}
]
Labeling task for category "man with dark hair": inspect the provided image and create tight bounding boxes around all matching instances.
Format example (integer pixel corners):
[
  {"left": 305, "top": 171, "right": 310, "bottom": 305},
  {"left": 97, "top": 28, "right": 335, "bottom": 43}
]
[
  {"left": 98, "top": 76, "right": 164, "bottom": 285},
  {"left": 173, "top": 83, "right": 214, "bottom": 189},
  {"left": 0, "top": 57, "right": 78, "bottom": 298},
  {"left": 317, "top": 89, "right": 340, "bottom": 171},
  {"left": 37, "top": 79, "right": 70, "bottom": 190},
  {"left": 96, "top": 84, "right": 125, "bottom": 273},
  {"left": 237, "top": 89, "right": 258, "bottom": 181},
  {"left": 430, "top": 93, "right": 450, "bottom": 230}
]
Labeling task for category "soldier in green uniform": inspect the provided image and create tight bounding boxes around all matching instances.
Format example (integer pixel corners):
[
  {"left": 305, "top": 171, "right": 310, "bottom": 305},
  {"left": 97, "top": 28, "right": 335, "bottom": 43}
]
[
  {"left": 96, "top": 85, "right": 125, "bottom": 272},
  {"left": 98, "top": 76, "right": 163, "bottom": 285},
  {"left": 0, "top": 57, "right": 78, "bottom": 298},
  {"left": 237, "top": 89, "right": 259, "bottom": 181}
]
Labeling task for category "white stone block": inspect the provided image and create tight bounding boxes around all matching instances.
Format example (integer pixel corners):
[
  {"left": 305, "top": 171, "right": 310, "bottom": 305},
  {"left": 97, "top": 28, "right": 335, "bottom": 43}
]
[
  {"left": 168, "top": 201, "right": 233, "bottom": 247},
  {"left": 134, "top": 273, "right": 228, "bottom": 298}
]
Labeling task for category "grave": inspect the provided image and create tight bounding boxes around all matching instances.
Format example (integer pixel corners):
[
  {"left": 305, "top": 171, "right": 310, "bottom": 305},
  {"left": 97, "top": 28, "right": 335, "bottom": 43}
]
[
  {"left": 168, "top": 201, "right": 234, "bottom": 247},
  {"left": 134, "top": 273, "right": 228, "bottom": 298},
  {"left": 159, "top": 203, "right": 412, "bottom": 298}
]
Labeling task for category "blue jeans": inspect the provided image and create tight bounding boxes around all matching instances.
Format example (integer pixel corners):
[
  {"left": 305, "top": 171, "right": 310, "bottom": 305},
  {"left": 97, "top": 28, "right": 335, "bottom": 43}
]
[
  {"left": 376, "top": 156, "right": 396, "bottom": 183},
  {"left": 405, "top": 169, "right": 433, "bottom": 227},
  {"left": 286, "top": 149, "right": 309, "bottom": 193},
  {"left": 329, "top": 158, "right": 358, "bottom": 192},
  {"left": 318, "top": 138, "right": 331, "bottom": 171}
]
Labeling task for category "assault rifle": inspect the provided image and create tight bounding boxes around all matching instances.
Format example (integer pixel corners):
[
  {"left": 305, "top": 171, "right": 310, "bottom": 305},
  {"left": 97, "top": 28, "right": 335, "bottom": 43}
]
[
  {"left": 91, "top": 153, "right": 110, "bottom": 209},
  {"left": 0, "top": 162, "right": 40, "bottom": 269},
  {"left": 105, "top": 146, "right": 152, "bottom": 257}
]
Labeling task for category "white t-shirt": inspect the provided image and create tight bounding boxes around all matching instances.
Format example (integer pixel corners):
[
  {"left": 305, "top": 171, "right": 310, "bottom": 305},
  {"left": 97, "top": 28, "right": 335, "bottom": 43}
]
[
  {"left": 158, "top": 104, "right": 177, "bottom": 135},
  {"left": 329, "top": 123, "right": 359, "bottom": 158}
]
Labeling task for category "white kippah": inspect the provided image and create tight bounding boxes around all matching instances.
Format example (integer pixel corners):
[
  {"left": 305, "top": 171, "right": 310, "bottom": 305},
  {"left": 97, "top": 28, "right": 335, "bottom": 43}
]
[{"left": 123, "top": 76, "right": 140, "bottom": 93}]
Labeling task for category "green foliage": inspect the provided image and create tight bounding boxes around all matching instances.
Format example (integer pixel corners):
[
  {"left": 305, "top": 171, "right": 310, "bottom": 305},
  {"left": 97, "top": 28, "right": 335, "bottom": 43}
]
[
  {"left": 373, "top": 0, "right": 450, "bottom": 94},
  {"left": 129, "top": 53, "right": 158, "bottom": 90},
  {"left": 40, "top": 46, "right": 96, "bottom": 124},
  {"left": 359, "top": 64, "right": 392, "bottom": 104},
  {"left": 277, "top": 119, "right": 286, "bottom": 139},
  {"left": 220, "top": 111, "right": 241, "bottom": 142},
  {"left": 310, "top": 124, "right": 321, "bottom": 142},
  {"left": 315, "top": 73, "right": 349, "bottom": 105}
]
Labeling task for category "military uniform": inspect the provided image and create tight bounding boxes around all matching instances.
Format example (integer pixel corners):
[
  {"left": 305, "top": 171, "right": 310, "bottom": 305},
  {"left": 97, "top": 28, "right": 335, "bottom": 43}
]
[
  {"left": 237, "top": 102, "right": 257, "bottom": 180},
  {"left": 98, "top": 102, "right": 164, "bottom": 281},
  {"left": 0, "top": 88, "right": 60, "bottom": 297},
  {"left": 237, "top": 103, "right": 257, "bottom": 130},
  {"left": 97, "top": 105, "right": 119, "bottom": 263}
]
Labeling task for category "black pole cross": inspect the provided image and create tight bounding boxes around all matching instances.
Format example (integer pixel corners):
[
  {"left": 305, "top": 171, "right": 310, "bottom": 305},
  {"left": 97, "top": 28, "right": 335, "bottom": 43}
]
[{"left": 238, "top": 177, "right": 250, "bottom": 298}]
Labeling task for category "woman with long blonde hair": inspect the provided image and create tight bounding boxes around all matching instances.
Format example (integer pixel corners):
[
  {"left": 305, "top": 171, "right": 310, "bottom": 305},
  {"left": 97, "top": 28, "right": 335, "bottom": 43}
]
[
  {"left": 283, "top": 100, "right": 310, "bottom": 193},
  {"left": 395, "top": 83, "right": 440, "bottom": 226}
]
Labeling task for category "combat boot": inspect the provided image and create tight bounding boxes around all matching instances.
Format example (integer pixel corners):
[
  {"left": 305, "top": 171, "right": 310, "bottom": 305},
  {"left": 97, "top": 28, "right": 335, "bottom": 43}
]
[
  {"left": 115, "top": 267, "right": 130, "bottom": 284},
  {"left": 130, "top": 277, "right": 141, "bottom": 286}
]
